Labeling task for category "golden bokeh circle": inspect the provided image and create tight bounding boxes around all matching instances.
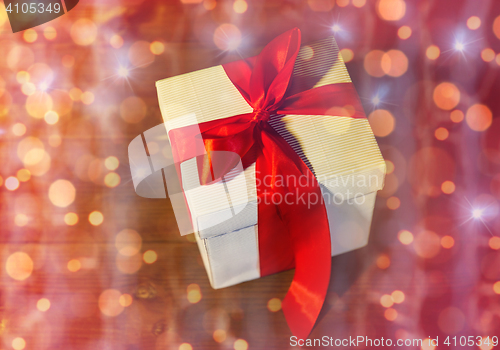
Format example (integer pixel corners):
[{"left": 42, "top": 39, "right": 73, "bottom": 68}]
[
  {"left": 466, "top": 104, "right": 492, "bottom": 131},
  {"left": 376, "top": 0, "right": 406, "bottom": 21},
  {"left": 433, "top": 82, "right": 460, "bottom": 110},
  {"left": 368, "top": 109, "right": 395, "bottom": 137},
  {"left": 48, "top": 179, "right": 76, "bottom": 208},
  {"left": 381, "top": 50, "right": 408, "bottom": 77},
  {"left": 364, "top": 50, "right": 385, "bottom": 77},
  {"left": 213, "top": 24, "right": 242, "bottom": 51},
  {"left": 6, "top": 252, "right": 33, "bottom": 281},
  {"left": 71, "top": 19, "right": 98, "bottom": 46}
]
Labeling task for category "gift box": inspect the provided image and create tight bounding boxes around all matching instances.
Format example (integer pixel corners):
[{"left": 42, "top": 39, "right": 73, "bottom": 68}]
[
  {"left": 129, "top": 28, "right": 387, "bottom": 338},
  {"left": 154, "top": 34, "right": 386, "bottom": 290}
]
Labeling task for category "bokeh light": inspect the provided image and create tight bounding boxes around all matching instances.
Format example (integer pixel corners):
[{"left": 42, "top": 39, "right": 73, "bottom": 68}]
[
  {"left": 479, "top": 338, "right": 494, "bottom": 350},
  {"left": 441, "top": 236, "right": 454, "bottom": 249},
  {"left": 26, "top": 91, "right": 53, "bottom": 119},
  {"left": 5, "top": 176, "right": 20, "bottom": 191},
  {"left": 450, "top": 110, "right": 464, "bottom": 123},
  {"left": 104, "top": 172, "right": 121, "bottom": 188},
  {"left": 493, "top": 16, "right": 500, "bottom": 40},
  {"left": 89, "top": 211, "right": 104, "bottom": 226},
  {"left": 267, "top": 297, "right": 282, "bottom": 312},
  {"left": 12, "top": 338, "right": 26, "bottom": 350},
  {"left": 179, "top": 344, "right": 193, "bottom": 350},
  {"left": 23, "top": 29, "right": 37, "bottom": 43},
  {"left": 213, "top": 24, "right": 242, "bottom": 51},
  {"left": 384, "top": 308, "right": 398, "bottom": 321},
  {"left": 120, "top": 96, "right": 147, "bottom": 123},
  {"left": 44, "top": 111, "right": 59, "bottom": 125},
  {"left": 187, "top": 284, "right": 202, "bottom": 303},
  {"left": 234, "top": 339, "right": 249, "bottom": 350},
  {"left": 44, "top": 27, "right": 57, "bottom": 40},
  {"left": 387, "top": 196, "right": 400, "bottom": 210},
  {"left": 150, "top": 41, "right": 165, "bottom": 55},
  {"left": 381, "top": 50, "right": 408, "bottom": 77},
  {"left": 14, "top": 214, "right": 29, "bottom": 227},
  {"left": 204, "top": 0, "right": 216, "bottom": 10},
  {"left": 426, "top": 45, "right": 440, "bottom": 60},
  {"left": 119, "top": 294, "right": 133, "bottom": 307},
  {"left": 12, "top": 123, "right": 26, "bottom": 136},
  {"left": 340, "top": 48, "right": 354, "bottom": 63},
  {"left": 489, "top": 237, "right": 500, "bottom": 250},
  {"left": 466, "top": 104, "right": 492, "bottom": 131},
  {"left": 376, "top": 254, "right": 390, "bottom": 269},
  {"left": 16, "top": 71, "right": 30, "bottom": 84},
  {"left": 17, "top": 169, "right": 31, "bottom": 182},
  {"left": 397, "top": 26, "right": 412, "bottom": 40},
  {"left": 81, "top": 91, "right": 95, "bottom": 105},
  {"left": 441, "top": 181, "right": 455, "bottom": 194},
  {"left": 352, "top": 0, "right": 366, "bottom": 7},
  {"left": 433, "top": 82, "right": 460, "bottom": 110},
  {"left": 105, "top": 156, "right": 120, "bottom": 170},
  {"left": 364, "top": 50, "right": 385, "bottom": 77},
  {"left": 98, "top": 289, "right": 124, "bottom": 317},
  {"left": 467, "top": 16, "right": 481, "bottom": 30},
  {"left": 110, "top": 35, "right": 124, "bottom": 49},
  {"left": 64, "top": 212, "right": 79, "bottom": 226},
  {"left": 391, "top": 290, "right": 405, "bottom": 303},
  {"left": 481, "top": 48, "right": 495, "bottom": 62},
  {"left": 213, "top": 329, "right": 227, "bottom": 343},
  {"left": 376, "top": 0, "right": 406, "bottom": 21},
  {"left": 398, "top": 230, "right": 414, "bottom": 245},
  {"left": 116, "top": 253, "right": 142, "bottom": 274},
  {"left": 233, "top": 0, "right": 248, "bottom": 13},
  {"left": 6, "top": 252, "right": 33, "bottom": 281},
  {"left": 380, "top": 294, "right": 394, "bottom": 308},
  {"left": 115, "top": 229, "right": 142, "bottom": 256},
  {"left": 413, "top": 230, "right": 441, "bottom": 259},
  {"left": 67, "top": 259, "right": 82, "bottom": 272},
  {"left": 71, "top": 19, "right": 98, "bottom": 46},
  {"left": 49, "top": 180, "right": 76, "bottom": 208},
  {"left": 143, "top": 250, "right": 158, "bottom": 264},
  {"left": 385, "top": 160, "right": 395, "bottom": 174},
  {"left": 434, "top": 127, "right": 449, "bottom": 141},
  {"left": 308, "top": 0, "right": 335, "bottom": 11},
  {"left": 368, "top": 109, "right": 395, "bottom": 137},
  {"left": 37, "top": 298, "right": 51, "bottom": 312}
]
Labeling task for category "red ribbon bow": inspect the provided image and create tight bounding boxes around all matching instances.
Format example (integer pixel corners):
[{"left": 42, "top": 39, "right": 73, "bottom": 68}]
[{"left": 170, "top": 28, "right": 365, "bottom": 339}]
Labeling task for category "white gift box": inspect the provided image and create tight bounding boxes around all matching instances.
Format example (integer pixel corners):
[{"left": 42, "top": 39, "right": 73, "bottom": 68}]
[{"left": 155, "top": 37, "right": 386, "bottom": 289}]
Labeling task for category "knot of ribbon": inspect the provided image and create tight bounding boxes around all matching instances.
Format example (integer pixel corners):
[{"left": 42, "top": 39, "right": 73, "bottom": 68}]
[
  {"left": 169, "top": 28, "right": 366, "bottom": 339},
  {"left": 252, "top": 108, "right": 272, "bottom": 122}
]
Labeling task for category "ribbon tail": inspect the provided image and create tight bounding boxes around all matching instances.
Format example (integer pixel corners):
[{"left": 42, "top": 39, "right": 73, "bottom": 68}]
[
  {"left": 257, "top": 124, "right": 332, "bottom": 339},
  {"left": 282, "top": 210, "right": 332, "bottom": 339}
]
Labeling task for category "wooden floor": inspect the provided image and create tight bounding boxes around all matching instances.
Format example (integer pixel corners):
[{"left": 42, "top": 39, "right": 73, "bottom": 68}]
[{"left": 2, "top": 1, "right": 500, "bottom": 349}]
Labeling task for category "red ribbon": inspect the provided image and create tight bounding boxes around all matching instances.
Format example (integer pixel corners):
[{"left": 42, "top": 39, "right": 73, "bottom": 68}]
[{"left": 169, "top": 28, "right": 365, "bottom": 339}]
